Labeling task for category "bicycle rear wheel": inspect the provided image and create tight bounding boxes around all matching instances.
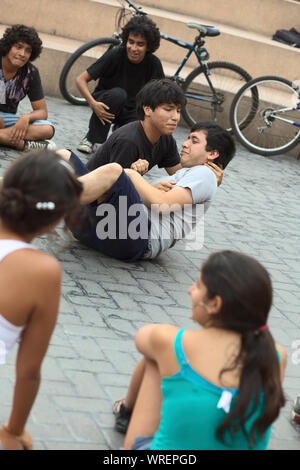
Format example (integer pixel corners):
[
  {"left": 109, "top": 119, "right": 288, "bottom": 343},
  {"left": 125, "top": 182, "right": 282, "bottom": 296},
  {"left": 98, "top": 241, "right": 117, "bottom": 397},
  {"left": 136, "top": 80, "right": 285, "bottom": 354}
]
[
  {"left": 181, "top": 61, "right": 253, "bottom": 131},
  {"left": 230, "top": 75, "right": 300, "bottom": 156},
  {"left": 59, "top": 37, "right": 121, "bottom": 105}
]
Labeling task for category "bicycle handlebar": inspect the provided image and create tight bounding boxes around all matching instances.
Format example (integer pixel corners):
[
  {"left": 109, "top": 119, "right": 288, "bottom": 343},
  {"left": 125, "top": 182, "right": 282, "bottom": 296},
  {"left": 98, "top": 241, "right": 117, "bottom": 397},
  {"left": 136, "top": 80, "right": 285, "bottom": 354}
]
[{"left": 124, "top": 0, "right": 147, "bottom": 15}]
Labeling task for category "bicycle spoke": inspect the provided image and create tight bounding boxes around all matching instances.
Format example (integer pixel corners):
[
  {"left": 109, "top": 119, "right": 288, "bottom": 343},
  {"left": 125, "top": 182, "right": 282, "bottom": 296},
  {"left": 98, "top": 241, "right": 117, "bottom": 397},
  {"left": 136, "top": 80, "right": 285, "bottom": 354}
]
[
  {"left": 60, "top": 39, "right": 120, "bottom": 105},
  {"left": 181, "top": 62, "right": 252, "bottom": 131},
  {"left": 231, "top": 76, "right": 300, "bottom": 155}
]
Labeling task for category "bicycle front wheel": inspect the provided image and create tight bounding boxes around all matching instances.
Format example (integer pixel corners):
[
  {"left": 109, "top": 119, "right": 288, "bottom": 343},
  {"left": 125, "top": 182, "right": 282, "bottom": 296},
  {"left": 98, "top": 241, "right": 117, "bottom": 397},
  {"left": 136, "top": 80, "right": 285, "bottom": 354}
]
[
  {"left": 230, "top": 75, "right": 300, "bottom": 156},
  {"left": 59, "top": 37, "right": 121, "bottom": 105},
  {"left": 181, "top": 61, "right": 253, "bottom": 131}
]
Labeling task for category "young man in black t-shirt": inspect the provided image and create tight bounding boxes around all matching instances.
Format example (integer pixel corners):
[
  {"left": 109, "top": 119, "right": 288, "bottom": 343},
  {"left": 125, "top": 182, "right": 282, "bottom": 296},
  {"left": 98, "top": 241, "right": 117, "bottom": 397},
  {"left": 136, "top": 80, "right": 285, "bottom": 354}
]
[
  {"left": 86, "top": 79, "right": 186, "bottom": 176},
  {"left": 76, "top": 16, "right": 164, "bottom": 154},
  {"left": 0, "top": 25, "right": 55, "bottom": 152}
]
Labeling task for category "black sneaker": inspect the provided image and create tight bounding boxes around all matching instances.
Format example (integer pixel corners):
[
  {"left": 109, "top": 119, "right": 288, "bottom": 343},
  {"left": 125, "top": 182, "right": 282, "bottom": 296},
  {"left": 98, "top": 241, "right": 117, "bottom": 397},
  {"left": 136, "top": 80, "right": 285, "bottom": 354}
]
[
  {"left": 292, "top": 395, "right": 300, "bottom": 424},
  {"left": 114, "top": 403, "right": 132, "bottom": 434}
]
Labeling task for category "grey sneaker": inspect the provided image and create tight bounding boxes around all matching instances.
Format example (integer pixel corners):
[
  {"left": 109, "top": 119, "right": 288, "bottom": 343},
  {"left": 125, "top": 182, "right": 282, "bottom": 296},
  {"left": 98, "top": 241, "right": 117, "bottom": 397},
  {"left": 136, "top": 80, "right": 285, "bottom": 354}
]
[
  {"left": 24, "top": 139, "right": 56, "bottom": 152},
  {"left": 77, "top": 137, "right": 94, "bottom": 154}
]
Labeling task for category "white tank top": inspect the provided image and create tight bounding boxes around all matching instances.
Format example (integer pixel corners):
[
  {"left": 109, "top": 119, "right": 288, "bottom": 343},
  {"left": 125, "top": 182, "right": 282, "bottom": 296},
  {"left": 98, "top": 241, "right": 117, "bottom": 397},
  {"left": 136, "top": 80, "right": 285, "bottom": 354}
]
[{"left": 0, "top": 239, "right": 36, "bottom": 365}]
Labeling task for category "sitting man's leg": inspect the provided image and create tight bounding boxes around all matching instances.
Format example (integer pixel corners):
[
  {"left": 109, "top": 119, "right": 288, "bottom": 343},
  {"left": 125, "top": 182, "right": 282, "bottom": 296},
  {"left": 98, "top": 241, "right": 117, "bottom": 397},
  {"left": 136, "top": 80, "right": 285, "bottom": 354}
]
[
  {"left": 57, "top": 150, "right": 150, "bottom": 261},
  {"left": 77, "top": 87, "right": 127, "bottom": 154},
  {"left": 0, "top": 112, "right": 55, "bottom": 151}
]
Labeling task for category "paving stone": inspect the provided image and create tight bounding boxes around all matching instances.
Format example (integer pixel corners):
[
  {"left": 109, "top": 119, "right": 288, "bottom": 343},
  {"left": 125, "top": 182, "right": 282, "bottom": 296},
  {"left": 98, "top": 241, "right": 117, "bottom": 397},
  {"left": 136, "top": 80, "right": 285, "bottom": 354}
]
[
  {"left": 0, "top": 377, "right": 13, "bottom": 404},
  {"left": 58, "top": 358, "right": 115, "bottom": 374},
  {"left": 68, "top": 336, "right": 105, "bottom": 360},
  {"left": 61, "top": 411, "right": 106, "bottom": 443},
  {"left": 64, "top": 370, "right": 107, "bottom": 399},
  {"left": 53, "top": 396, "right": 112, "bottom": 413},
  {"left": 31, "top": 395, "right": 63, "bottom": 424}
]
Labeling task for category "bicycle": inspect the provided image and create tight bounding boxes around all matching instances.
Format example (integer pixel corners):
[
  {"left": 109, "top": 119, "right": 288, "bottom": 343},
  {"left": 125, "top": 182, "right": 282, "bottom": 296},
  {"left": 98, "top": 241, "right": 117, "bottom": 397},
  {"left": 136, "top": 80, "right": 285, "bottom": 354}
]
[
  {"left": 59, "top": 0, "right": 254, "bottom": 130},
  {"left": 230, "top": 75, "right": 300, "bottom": 156}
]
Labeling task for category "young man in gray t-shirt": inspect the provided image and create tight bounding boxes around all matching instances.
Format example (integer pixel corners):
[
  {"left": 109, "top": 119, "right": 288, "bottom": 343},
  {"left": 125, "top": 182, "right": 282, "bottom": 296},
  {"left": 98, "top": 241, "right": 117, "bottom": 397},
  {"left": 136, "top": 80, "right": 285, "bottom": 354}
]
[{"left": 57, "top": 121, "right": 235, "bottom": 261}]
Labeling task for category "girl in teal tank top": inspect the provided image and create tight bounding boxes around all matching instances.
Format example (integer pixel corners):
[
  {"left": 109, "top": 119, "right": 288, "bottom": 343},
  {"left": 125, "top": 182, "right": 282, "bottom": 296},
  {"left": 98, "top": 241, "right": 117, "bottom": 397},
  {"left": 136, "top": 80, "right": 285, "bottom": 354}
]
[{"left": 117, "top": 251, "right": 287, "bottom": 450}]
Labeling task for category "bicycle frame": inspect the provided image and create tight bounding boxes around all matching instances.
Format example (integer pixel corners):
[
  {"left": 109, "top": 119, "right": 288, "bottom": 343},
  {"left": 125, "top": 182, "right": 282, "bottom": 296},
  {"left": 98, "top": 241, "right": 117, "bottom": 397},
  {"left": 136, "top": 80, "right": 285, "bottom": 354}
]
[
  {"left": 159, "top": 32, "right": 217, "bottom": 104},
  {"left": 121, "top": 0, "right": 231, "bottom": 106},
  {"left": 266, "top": 104, "right": 300, "bottom": 128}
]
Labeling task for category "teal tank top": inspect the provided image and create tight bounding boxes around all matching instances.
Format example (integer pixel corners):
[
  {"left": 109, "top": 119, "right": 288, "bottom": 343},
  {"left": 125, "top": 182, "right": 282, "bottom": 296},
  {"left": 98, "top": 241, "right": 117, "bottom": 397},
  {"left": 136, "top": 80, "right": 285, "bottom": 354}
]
[{"left": 150, "top": 328, "right": 274, "bottom": 450}]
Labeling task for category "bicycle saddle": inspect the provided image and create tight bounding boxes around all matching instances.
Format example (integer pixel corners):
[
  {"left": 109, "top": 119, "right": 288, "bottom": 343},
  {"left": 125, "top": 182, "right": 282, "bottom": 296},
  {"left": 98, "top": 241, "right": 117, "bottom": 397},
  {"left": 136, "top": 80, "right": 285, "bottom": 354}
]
[{"left": 187, "top": 23, "right": 220, "bottom": 37}]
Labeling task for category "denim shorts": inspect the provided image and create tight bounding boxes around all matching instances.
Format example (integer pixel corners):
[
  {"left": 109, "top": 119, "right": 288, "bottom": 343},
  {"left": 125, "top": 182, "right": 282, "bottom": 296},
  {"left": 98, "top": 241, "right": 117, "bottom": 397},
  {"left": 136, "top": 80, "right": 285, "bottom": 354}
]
[
  {"left": 0, "top": 111, "right": 54, "bottom": 132},
  {"left": 70, "top": 152, "right": 150, "bottom": 262},
  {"left": 131, "top": 436, "right": 153, "bottom": 450}
]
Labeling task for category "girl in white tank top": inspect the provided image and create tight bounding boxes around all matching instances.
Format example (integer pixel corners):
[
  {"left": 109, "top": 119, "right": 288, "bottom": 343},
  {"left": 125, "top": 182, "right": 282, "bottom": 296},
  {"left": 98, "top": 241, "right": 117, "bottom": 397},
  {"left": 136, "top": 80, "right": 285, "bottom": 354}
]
[{"left": 0, "top": 151, "right": 82, "bottom": 450}]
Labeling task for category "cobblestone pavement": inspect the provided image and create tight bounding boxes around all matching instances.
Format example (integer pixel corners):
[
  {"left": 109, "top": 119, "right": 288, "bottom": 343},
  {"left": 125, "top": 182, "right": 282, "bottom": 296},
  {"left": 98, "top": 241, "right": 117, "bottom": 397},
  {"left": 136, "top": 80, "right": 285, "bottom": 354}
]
[{"left": 0, "top": 96, "right": 299, "bottom": 450}]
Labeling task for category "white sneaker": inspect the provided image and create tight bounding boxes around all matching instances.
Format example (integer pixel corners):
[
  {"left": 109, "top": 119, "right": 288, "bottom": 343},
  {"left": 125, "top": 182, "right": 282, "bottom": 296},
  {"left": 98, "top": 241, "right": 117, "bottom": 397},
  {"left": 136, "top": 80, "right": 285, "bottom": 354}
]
[
  {"left": 24, "top": 139, "right": 56, "bottom": 152},
  {"left": 77, "top": 137, "right": 94, "bottom": 154}
]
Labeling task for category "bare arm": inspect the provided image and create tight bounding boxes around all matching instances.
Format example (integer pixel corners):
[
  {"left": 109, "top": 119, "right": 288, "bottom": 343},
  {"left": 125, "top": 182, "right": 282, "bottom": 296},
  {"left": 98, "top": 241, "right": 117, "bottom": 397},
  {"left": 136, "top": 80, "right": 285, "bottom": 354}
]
[
  {"left": 124, "top": 168, "right": 193, "bottom": 211},
  {"left": 76, "top": 71, "right": 114, "bottom": 125},
  {"left": 164, "top": 163, "right": 182, "bottom": 175},
  {"left": 275, "top": 343, "right": 287, "bottom": 382},
  {"left": 8, "top": 98, "right": 49, "bottom": 145},
  {"left": 4, "top": 255, "right": 61, "bottom": 448},
  {"left": 135, "top": 324, "right": 181, "bottom": 376}
]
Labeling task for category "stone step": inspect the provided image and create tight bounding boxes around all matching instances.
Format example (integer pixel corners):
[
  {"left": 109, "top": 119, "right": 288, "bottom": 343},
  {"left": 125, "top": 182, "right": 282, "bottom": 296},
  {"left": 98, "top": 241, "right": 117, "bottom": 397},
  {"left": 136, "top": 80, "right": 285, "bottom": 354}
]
[
  {"left": 0, "top": 0, "right": 299, "bottom": 81},
  {"left": 0, "top": 24, "right": 186, "bottom": 99},
  {"left": 137, "top": 0, "right": 300, "bottom": 38}
]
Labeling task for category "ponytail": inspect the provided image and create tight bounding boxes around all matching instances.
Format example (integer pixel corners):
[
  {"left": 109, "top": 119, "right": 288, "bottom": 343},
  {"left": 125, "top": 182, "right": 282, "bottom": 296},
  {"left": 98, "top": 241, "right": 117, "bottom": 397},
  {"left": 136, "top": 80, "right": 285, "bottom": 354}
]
[
  {"left": 216, "top": 329, "right": 285, "bottom": 447},
  {"left": 201, "top": 251, "right": 286, "bottom": 447}
]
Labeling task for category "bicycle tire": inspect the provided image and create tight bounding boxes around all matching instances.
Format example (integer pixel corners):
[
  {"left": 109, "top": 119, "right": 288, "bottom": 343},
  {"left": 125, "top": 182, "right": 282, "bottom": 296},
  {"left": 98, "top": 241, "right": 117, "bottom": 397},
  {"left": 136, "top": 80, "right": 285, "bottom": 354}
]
[
  {"left": 181, "top": 61, "right": 253, "bottom": 131},
  {"left": 59, "top": 37, "right": 121, "bottom": 105},
  {"left": 230, "top": 75, "right": 300, "bottom": 156}
]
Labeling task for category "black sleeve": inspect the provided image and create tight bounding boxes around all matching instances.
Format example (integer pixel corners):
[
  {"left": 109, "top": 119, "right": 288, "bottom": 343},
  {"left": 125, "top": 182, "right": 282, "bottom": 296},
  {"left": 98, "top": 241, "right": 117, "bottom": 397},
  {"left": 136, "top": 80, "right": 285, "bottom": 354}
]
[
  {"left": 86, "top": 138, "right": 139, "bottom": 171},
  {"left": 148, "top": 55, "right": 165, "bottom": 80},
  {"left": 27, "top": 66, "right": 44, "bottom": 102},
  {"left": 108, "top": 139, "right": 140, "bottom": 167},
  {"left": 157, "top": 136, "right": 181, "bottom": 168},
  {"left": 87, "top": 46, "right": 122, "bottom": 80}
]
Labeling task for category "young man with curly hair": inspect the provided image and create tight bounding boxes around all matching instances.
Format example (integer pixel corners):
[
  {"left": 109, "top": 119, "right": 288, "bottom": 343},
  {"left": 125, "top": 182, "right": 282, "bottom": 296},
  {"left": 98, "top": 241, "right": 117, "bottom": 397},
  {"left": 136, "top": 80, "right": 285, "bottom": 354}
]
[
  {"left": 0, "top": 24, "right": 55, "bottom": 152},
  {"left": 76, "top": 15, "right": 164, "bottom": 153}
]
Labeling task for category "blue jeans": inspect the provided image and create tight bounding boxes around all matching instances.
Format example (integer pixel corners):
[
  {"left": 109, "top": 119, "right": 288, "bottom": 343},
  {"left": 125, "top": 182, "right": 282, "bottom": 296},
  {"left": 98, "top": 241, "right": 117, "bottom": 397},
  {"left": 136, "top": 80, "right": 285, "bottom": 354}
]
[
  {"left": 0, "top": 111, "right": 54, "bottom": 133},
  {"left": 70, "top": 152, "right": 150, "bottom": 262}
]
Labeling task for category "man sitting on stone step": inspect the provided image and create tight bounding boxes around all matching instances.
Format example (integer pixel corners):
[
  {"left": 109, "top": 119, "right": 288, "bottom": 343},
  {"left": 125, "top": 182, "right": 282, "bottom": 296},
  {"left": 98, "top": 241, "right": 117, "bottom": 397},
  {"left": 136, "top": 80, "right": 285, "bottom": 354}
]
[
  {"left": 0, "top": 25, "right": 56, "bottom": 152},
  {"left": 76, "top": 15, "right": 164, "bottom": 154}
]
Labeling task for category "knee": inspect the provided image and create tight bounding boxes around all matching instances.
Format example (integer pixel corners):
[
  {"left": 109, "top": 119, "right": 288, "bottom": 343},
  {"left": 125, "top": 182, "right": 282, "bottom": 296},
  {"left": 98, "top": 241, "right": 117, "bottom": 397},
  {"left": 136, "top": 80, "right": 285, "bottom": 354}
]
[
  {"left": 56, "top": 149, "right": 71, "bottom": 161},
  {"left": 96, "top": 162, "right": 123, "bottom": 183},
  {"left": 107, "top": 162, "right": 123, "bottom": 179},
  {"left": 46, "top": 125, "right": 55, "bottom": 139},
  {"left": 98, "top": 88, "right": 127, "bottom": 106},
  {"left": 111, "top": 87, "right": 127, "bottom": 102}
]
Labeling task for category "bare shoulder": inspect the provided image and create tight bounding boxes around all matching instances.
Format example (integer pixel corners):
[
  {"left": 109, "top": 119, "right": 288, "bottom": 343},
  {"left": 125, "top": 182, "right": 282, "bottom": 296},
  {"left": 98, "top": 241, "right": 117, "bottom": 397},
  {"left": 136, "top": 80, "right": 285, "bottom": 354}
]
[
  {"left": 7, "top": 248, "right": 61, "bottom": 282},
  {"left": 275, "top": 343, "right": 288, "bottom": 366},
  {"left": 135, "top": 324, "right": 180, "bottom": 353}
]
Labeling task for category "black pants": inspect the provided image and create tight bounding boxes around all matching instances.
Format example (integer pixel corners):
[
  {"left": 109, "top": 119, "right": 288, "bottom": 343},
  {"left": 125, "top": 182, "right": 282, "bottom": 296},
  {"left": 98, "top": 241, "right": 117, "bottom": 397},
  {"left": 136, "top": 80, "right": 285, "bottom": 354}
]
[{"left": 86, "top": 87, "right": 137, "bottom": 144}]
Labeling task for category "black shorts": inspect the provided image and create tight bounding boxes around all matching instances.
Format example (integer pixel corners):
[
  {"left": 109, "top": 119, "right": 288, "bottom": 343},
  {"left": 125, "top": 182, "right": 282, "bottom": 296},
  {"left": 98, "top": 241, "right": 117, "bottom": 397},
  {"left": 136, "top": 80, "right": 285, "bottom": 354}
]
[{"left": 70, "top": 152, "right": 150, "bottom": 262}]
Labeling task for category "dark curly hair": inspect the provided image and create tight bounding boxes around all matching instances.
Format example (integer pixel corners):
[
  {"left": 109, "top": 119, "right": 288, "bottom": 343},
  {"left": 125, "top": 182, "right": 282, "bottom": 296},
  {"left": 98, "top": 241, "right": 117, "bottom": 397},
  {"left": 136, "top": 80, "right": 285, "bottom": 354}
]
[
  {"left": 120, "top": 15, "right": 160, "bottom": 53},
  {"left": 0, "top": 24, "right": 42, "bottom": 62},
  {"left": 0, "top": 150, "right": 83, "bottom": 236}
]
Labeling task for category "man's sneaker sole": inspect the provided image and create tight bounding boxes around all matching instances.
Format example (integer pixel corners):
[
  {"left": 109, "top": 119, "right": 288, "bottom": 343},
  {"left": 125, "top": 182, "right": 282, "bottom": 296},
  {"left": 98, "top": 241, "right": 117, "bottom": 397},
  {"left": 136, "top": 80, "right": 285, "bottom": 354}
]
[
  {"left": 24, "top": 139, "right": 56, "bottom": 152},
  {"left": 77, "top": 141, "right": 93, "bottom": 154}
]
